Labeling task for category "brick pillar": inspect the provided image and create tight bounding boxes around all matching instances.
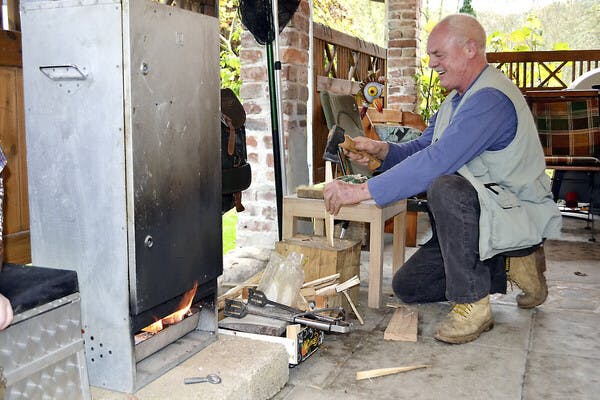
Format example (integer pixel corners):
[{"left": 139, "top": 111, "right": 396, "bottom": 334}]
[
  {"left": 386, "top": 0, "right": 421, "bottom": 111},
  {"left": 237, "top": 0, "right": 310, "bottom": 248}
]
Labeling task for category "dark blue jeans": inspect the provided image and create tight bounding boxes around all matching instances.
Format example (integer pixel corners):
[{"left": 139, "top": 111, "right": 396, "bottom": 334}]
[{"left": 392, "top": 175, "right": 506, "bottom": 304}]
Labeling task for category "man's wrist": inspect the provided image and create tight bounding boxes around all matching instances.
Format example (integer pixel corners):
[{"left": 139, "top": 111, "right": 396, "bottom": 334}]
[{"left": 377, "top": 142, "right": 390, "bottom": 160}]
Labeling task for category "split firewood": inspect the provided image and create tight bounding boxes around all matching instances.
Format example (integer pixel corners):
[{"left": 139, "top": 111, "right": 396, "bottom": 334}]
[
  {"left": 335, "top": 275, "right": 360, "bottom": 292},
  {"left": 217, "top": 270, "right": 264, "bottom": 311},
  {"left": 315, "top": 283, "right": 338, "bottom": 296},
  {"left": 341, "top": 290, "right": 364, "bottom": 325},
  {"left": 302, "top": 273, "right": 340, "bottom": 288},
  {"left": 356, "top": 365, "right": 432, "bottom": 381},
  {"left": 300, "top": 287, "right": 316, "bottom": 297},
  {"left": 324, "top": 160, "right": 335, "bottom": 247}
]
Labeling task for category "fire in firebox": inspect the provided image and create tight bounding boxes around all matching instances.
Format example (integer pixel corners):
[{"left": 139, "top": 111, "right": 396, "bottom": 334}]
[{"left": 138, "top": 281, "right": 199, "bottom": 337}]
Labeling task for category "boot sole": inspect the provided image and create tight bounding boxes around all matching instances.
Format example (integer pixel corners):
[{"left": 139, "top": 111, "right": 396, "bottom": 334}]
[{"left": 434, "top": 318, "right": 494, "bottom": 344}]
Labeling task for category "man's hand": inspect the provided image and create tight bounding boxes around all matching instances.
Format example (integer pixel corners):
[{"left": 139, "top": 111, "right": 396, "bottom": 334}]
[
  {"left": 323, "top": 180, "right": 372, "bottom": 215},
  {"left": 0, "top": 294, "right": 13, "bottom": 330},
  {"left": 343, "top": 136, "right": 389, "bottom": 165}
]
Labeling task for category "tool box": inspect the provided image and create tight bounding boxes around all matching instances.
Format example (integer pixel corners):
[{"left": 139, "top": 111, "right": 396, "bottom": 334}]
[{"left": 0, "top": 264, "right": 90, "bottom": 399}]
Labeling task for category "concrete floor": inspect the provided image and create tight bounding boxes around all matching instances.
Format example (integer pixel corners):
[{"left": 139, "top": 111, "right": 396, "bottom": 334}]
[
  {"left": 274, "top": 215, "right": 600, "bottom": 400},
  {"left": 91, "top": 215, "right": 600, "bottom": 400}
]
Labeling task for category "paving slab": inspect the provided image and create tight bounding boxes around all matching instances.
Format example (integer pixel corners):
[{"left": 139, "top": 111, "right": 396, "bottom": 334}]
[
  {"left": 530, "top": 308, "right": 600, "bottom": 359},
  {"left": 91, "top": 335, "right": 289, "bottom": 400},
  {"left": 524, "top": 352, "right": 600, "bottom": 400}
]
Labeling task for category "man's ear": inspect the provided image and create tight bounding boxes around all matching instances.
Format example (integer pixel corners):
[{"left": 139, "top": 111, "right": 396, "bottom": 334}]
[{"left": 464, "top": 39, "right": 478, "bottom": 58}]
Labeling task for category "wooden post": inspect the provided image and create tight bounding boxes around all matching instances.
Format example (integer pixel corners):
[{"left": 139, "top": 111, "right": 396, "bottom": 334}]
[{"left": 6, "top": 0, "right": 21, "bottom": 31}]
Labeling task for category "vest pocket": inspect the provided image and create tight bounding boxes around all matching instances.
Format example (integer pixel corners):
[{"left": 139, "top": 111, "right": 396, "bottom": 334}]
[
  {"left": 485, "top": 183, "right": 521, "bottom": 209},
  {"left": 518, "top": 173, "right": 552, "bottom": 202},
  {"left": 490, "top": 205, "right": 541, "bottom": 249}
]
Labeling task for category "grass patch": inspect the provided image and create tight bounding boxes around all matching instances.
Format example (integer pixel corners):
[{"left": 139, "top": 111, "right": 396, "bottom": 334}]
[{"left": 222, "top": 209, "right": 237, "bottom": 254}]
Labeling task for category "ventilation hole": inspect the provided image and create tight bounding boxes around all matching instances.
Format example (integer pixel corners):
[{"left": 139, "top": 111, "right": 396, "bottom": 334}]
[
  {"left": 91, "top": 358, "right": 95, "bottom": 362},
  {"left": 91, "top": 347, "right": 94, "bottom": 351},
  {"left": 99, "top": 343, "right": 103, "bottom": 347},
  {"left": 108, "top": 350, "right": 112, "bottom": 355},
  {"left": 90, "top": 336, "right": 94, "bottom": 341}
]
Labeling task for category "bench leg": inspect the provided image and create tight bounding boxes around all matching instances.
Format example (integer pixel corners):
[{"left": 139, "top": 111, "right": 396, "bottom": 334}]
[
  {"left": 392, "top": 211, "right": 406, "bottom": 275},
  {"left": 405, "top": 211, "right": 418, "bottom": 247},
  {"left": 367, "top": 216, "right": 384, "bottom": 309}
]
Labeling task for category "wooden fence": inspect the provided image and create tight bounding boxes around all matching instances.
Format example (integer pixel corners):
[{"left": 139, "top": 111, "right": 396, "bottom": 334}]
[{"left": 487, "top": 50, "right": 600, "bottom": 91}]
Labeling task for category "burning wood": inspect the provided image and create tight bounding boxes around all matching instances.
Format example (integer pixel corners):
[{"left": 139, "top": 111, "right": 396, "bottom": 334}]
[{"left": 140, "top": 281, "right": 199, "bottom": 335}]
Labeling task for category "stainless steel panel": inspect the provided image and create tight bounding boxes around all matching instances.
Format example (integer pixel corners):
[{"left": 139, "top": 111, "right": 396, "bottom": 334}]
[
  {"left": 22, "top": 0, "right": 222, "bottom": 393},
  {"left": 21, "top": 0, "right": 135, "bottom": 391},
  {"left": 126, "top": 0, "right": 222, "bottom": 315}
]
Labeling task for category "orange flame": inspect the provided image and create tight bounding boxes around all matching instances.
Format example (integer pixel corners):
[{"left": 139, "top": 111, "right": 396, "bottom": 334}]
[{"left": 141, "top": 281, "right": 198, "bottom": 334}]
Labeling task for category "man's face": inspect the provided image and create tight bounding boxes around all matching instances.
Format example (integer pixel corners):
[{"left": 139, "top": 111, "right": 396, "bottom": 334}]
[{"left": 427, "top": 27, "right": 470, "bottom": 94}]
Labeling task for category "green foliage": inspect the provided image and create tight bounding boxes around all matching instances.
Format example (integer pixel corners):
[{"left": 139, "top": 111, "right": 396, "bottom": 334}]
[
  {"left": 222, "top": 209, "right": 237, "bottom": 254},
  {"left": 220, "top": 0, "right": 242, "bottom": 96},
  {"left": 459, "top": 0, "right": 477, "bottom": 17},
  {"left": 313, "top": 0, "right": 385, "bottom": 47},
  {"left": 414, "top": 59, "right": 445, "bottom": 123},
  {"left": 487, "top": 15, "right": 545, "bottom": 51}
]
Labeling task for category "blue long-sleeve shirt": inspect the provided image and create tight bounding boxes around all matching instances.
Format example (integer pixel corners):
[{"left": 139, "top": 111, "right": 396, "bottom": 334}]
[{"left": 367, "top": 87, "right": 518, "bottom": 206}]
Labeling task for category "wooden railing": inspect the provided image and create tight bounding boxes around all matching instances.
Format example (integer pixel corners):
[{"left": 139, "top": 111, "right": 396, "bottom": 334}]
[
  {"left": 313, "top": 23, "right": 387, "bottom": 82},
  {"left": 312, "top": 23, "right": 386, "bottom": 182},
  {"left": 487, "top": 50, "right": 600, "bottom": 91}
]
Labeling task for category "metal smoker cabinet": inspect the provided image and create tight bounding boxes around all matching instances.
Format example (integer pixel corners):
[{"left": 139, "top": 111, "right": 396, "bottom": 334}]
[{"left": 20, "top": 0, "right": 222, "bottom": 393}]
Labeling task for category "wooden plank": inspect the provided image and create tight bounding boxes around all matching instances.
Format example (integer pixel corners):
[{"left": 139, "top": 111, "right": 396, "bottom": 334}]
[
  {"left": 6, "top": 0, "right": 21, "bottom": 31},
  {"left": 313, "top": 22, "right": 386, "bottom": 59},
  {"left": 296, "top": 183, "right": 324, "bottom": 199},
  {"left": 487, "top": 49, "right": 600, "bottom": 63},
  {"left": 366, "top": 108, "right": 402, "bottom": 124},
  {"left": 3, "top": 231, "right": 31, "bottom": 264},
  {"left": 0, "top": 31, "right": 22, "bottom": 68},
  {"left": 316, "top": 75, "right": 360, "bottom": 96},
  {"left": 405, "top": 211, "right": 417, "bottom": 247},
  {"left": 356, "top": 365, "right": 431, "bottom": 380},
  {"left": 384, "top": 306, "right": 418, "bottom": 342}
]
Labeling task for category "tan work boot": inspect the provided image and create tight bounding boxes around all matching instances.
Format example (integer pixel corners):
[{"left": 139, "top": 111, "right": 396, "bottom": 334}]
[
  {"left": 507, "top": 247, "right": 548, "bottom": 309},
  {"left": 434, "top": 295, "right": 494, "bottom": 344}
]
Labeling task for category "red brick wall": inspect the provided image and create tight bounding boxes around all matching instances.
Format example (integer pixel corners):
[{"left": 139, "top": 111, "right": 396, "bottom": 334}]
[
  {"left": 237, "top": 0, "right": 310, "bottom": 247},
  {"left": 386, "top": 0, "right": 421, "bottom": 111}
]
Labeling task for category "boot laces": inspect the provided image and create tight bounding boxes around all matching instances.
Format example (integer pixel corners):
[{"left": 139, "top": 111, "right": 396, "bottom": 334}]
[{"left": 451, "top": 303, "right": 473, "bottom": 318}]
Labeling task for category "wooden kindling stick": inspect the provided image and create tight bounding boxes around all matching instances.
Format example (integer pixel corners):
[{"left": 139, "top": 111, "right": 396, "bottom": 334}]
[
  {"left": 356, "top": 365, "right": 432, "bottom": 381},
  {"left": 324, "top": 160, "right": 335, "bottom": 247},
  {"left": 336, "top": 275, "right": 364, "bottom": 325}
]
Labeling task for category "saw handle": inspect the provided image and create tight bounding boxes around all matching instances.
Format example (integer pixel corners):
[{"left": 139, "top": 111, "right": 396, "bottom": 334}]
[{"left": 338, "top": 135, "right": 381, "bottom": 171}]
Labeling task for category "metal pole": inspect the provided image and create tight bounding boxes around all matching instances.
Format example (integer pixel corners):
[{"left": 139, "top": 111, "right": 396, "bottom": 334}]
[
  {"left": 266, "top": 42, "right": 284, "bottom": 241},
  {"left": 271, "top": 0, "right": 288, "bottom": 195}
]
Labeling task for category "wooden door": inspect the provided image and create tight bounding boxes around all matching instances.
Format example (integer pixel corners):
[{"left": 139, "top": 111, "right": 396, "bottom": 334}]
[{"left": 0, "top": 30, "right": 31, "bottom": 264}]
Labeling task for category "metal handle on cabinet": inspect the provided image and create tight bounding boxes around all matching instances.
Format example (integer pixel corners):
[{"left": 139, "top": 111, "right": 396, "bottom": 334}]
[{"left": 39, "top": 65, "right": 88, "bottom": 81}]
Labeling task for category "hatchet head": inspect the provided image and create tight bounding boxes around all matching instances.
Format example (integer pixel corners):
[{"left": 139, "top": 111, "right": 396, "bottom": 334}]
[{"left": 323, "top": 125, "right": 346, "bottom": 163}]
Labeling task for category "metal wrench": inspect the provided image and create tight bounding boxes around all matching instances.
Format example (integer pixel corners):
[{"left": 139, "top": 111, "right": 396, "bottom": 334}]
[
  {"left": 247, "top": 288, "right": 344, "bottom": 324},
  {"left": 247, "top": 288, "right": 300, "bottom": 313},
  {"left": 184, "top": 374, "right": 222, "bottom": 385}
]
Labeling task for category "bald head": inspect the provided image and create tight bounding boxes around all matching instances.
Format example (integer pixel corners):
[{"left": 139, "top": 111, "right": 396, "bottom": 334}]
[
  {"left": 427, "top": 14, "right": 489, "bottom": 94},
  {"left": 435, "top": 14, "right": 487, "bottom": 53}
]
